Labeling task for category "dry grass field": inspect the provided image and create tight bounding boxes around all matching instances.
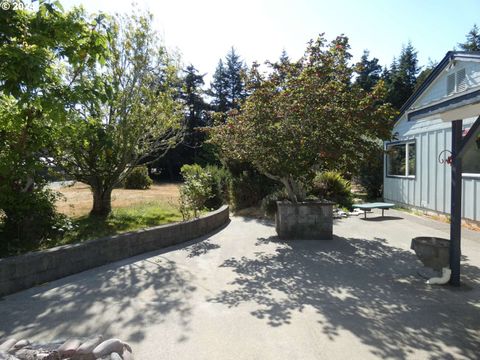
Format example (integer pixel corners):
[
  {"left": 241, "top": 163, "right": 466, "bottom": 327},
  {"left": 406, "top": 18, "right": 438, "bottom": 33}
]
[{"left": 56, "top": 182, "right": 181, "bottom": 218}]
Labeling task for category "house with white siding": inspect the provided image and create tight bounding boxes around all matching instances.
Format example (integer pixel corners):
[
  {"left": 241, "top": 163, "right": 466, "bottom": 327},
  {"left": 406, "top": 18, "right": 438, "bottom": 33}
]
[{"left": 384, "top": 51, "right": 480, "bottom": 223}]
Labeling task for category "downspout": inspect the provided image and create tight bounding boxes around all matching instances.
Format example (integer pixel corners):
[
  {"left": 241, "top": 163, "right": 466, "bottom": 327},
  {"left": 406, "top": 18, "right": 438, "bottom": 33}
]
[{"left": 427, "top": 268, "right": 452, "bottom": 285}]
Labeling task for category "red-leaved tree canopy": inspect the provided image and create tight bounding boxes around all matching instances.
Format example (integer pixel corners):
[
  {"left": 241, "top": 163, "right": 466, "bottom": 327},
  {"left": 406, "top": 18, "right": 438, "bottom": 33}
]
[{"left": 210, "top": 34, "right": 397, "bottom": 202}]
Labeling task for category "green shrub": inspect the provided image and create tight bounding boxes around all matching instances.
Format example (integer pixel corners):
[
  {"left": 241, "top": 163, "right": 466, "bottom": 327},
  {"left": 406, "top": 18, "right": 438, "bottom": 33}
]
[
  {"left": 179, "top": 164, "right": 214, "bottom": 219},
  {"left": 311, "top": 171, "right": 353, "bottom": 209},
  {"left": 0, "top": 188, "right": 73, "bottom": 257},
  {"left": 261, "top": 189, "right": 289, "bottom": 216},
  {"left": 204, "top": 165, "right": 230, "bottom": 210},
  {"left": 226, "top": 161, "right": 279, "bottom": 211},
  {"left": 357, "top": 147, "right": 384, "bottom": 199},
  {"left": 124, "top": 166, "right": 153, "bottom": 190}
]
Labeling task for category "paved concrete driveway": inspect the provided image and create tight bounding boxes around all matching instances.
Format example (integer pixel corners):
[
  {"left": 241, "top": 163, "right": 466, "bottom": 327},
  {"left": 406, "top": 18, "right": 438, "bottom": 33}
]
[{"left": 1, "top": 210, "right": 479, "bottom": 360}]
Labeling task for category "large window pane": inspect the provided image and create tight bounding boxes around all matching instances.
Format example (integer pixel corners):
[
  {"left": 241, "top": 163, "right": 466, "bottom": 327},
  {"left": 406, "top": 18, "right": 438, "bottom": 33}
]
[
  {"left": 387, "top": 144, "right": 406, "bottom": 176},
  {"left": 386, "top": 141, "right": 416, "bottom": 177},
  {"left": 408, "top": 143, "right": 416, "bottom": 176}
]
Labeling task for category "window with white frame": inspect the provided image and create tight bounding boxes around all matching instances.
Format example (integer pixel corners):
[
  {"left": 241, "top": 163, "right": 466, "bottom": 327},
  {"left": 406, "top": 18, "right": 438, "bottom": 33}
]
[{"left": 386, "top": 141, "right": 416, "bottom": 177}]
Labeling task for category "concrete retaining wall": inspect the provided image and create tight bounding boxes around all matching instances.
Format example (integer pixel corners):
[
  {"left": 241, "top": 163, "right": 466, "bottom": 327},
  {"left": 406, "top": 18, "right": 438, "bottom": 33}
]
[{"left": 0, "top": 205, "right": 229, "bottom": 297}]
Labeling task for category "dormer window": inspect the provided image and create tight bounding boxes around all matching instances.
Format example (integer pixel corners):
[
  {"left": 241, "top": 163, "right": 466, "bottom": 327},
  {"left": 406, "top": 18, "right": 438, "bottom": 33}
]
[{"left": 447, "top": 68, "right": 467, "bottom": 95}]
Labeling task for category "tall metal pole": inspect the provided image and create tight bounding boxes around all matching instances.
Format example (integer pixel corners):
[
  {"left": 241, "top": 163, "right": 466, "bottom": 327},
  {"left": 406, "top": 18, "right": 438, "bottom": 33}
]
[{"left": 450, "top": 120, "right": 463, "bottom": 286}]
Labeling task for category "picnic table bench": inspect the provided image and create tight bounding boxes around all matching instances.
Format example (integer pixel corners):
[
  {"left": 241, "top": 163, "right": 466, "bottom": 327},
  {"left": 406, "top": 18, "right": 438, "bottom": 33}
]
[{"left": 352, "top": 202, "right": 395, "bottom": 219}]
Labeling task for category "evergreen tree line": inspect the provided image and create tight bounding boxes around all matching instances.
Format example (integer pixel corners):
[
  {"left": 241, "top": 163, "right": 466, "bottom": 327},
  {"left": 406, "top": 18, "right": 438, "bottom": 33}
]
[
  {"left": 156, "top": 24, "right": 480, "bottom": 180},
  {"left": 153, "top": 47, "right": 248, "bottom": 179}
]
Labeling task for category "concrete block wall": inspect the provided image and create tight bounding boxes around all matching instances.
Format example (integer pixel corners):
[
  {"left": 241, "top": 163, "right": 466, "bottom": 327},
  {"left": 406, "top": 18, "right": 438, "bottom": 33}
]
[
  {"left": 0, "top": 205, "right": 229, "bottom": 297},
  {"left": 275, "top": 201, "right": 333, "bottom": 240}
]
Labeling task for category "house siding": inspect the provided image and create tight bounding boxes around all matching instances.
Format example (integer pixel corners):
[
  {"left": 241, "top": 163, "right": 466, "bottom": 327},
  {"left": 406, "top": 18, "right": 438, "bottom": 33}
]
[
  {"left": 384, "top": 116, "right": 480, "bottom": 221},
  {"left": 415, "top": 61, "right": 480, "bottom": 109}
]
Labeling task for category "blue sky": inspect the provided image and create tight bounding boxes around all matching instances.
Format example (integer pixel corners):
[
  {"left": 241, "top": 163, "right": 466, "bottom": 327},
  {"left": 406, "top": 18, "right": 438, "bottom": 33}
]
[{"left": 61, "top": 0, "right": 480, "bottom": 83}]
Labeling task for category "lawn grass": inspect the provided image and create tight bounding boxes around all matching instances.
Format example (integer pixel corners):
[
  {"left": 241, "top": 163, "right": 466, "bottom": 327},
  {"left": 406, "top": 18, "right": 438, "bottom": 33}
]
[
  {"left": 56, "top": 182, "right": 180, "bottom": 218},
  {"left": 58, "top": 201, "right": 182, "bottom": 246},
  {"left": 1, "top": 183, "right": 184, "bottom": 257}
]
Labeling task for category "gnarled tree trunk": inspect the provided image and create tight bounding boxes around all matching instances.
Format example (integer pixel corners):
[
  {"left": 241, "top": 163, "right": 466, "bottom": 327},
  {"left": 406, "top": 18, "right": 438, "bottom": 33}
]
[
  {"left": 90, "top": 186, "right": 113, "bottom": 217},
  {"left": 280, "top": 176, "right": 306, "bottom": 203}
]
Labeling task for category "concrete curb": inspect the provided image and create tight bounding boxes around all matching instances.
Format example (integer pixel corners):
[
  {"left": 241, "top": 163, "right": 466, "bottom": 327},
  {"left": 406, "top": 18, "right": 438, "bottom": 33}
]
[{"left": 0, "top": 205, "right": 229, "bottom": 297}]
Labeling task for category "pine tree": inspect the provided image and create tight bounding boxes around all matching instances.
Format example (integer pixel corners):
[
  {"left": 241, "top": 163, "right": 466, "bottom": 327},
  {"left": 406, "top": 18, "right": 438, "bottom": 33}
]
[
  {"left": 398, "top": 42, "right": 419, "bottom": 87},
  {"left": 210, "top": 59, "right": 229, "bottom": 113},
  {"left": 414, "top": 59, "right": 438, "bottom": 92},
  {"left": 209, "top": 47, "right": 247, "bottom": 114},
  {"left": 384, "top": 43, "right": 420, "bottom": 109},
  {"left": 225, "top": 47, "right": 247, "bottom": 110},
  {"left": 270, "top": 50, "right": 294, "bottom": 85},
  {"left": 279, "top": 49, "right": 289, "bottom": 64},
  {"left": 355, "top": 50, "right": 382, "bottom": 91},
  {"left": 458, "top": 24, "right": 480, "bottom": 51},
  {"left": 183, "top": 64, "right": 208, "bottom": 131},
  {"left": 153, "top": 64, "right": 211, "bottom": 179},
  {"left": 181, "top": 65, "right": 210, "bottom": 162}
]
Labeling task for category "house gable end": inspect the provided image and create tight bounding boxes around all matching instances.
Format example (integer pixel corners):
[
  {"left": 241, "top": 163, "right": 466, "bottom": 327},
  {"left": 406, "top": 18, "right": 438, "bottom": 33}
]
[
  {"left": 412, "top": 60, "right": 480, "bottom": 110},
  {"left": 397, "top": 51, "right": 480, "bottom": 122}
]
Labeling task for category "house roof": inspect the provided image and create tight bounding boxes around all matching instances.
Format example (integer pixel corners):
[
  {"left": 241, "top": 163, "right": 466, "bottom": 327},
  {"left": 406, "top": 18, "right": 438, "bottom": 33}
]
[{"left": 398, "top": 51, "right": 480, "bottom": 120}]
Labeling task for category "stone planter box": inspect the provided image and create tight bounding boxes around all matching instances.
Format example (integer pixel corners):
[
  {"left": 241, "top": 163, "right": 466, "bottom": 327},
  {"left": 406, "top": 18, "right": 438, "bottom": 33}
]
[
  {"left": 410, "top": 236, "right": 450, "bottom": 271},
  {"left": 275, "top": 201, "right": 333, "bottom": 240}
]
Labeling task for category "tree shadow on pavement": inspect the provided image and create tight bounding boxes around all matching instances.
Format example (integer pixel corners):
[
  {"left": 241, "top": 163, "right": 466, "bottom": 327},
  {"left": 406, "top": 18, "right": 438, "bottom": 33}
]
[
  {"left": 0, "top": 249, "right": 197, "bottom": 345},
  {"left": 209, "top": 235, "right": 480, "bottom": 359},
  {"left": 0, "top": 222, "right": 231, "bottom": 346}
]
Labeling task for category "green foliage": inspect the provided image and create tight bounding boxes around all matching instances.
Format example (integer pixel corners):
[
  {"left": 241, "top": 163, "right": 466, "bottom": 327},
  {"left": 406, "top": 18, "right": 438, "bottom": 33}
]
[
  {"left": 55, "top": 12, "right": 184, "bottom": 216},
  {"left": 355, "top": 50, "right": 382, "bottom": 92},
  {"left": 357, "top": 146, "right": 385, "bottom": 200},
  {"left": 383, "top": 42, "right": 420, "bottom": 110},
  {"left": 227, "top": 162, "right": 279, "bottom": 211},
  {"left": 458, "top": 24, "right": 480, "bottom": 52},
  {"left": 181, "top": 64, "right": 211, "bottom": 159},
  {"left": 209, "top": 47, "right": 247, "bottom": 114},
  {"left": 153, "top": 64, "right": 213, "bottom": 180},
  {"left": 210, "top": 59, "right": 229, "bottom": 114},
  {"left": 179, "top": 164, "right": 214, "bottom": 219},
  {"left": 182, "top": 64, "right": 210, "bottom": 130},
  {"left": 124, "top": 166, "right": 153, "bottom": 189},
  {"left": 204, "top": 165, "right": 230, "bottom": 210},
  {"left": 0, "top": 2, "right": 108, "bottom": 252},
  {"left": 211, "top": 35, "right": 396, "bottom": 203},
  {"left": 311, "top": 171, "right": 353, "bottom": 209},
  {"left": 261, "top": 189, "right": 289, "bottom": 216},
  {"left": 2, "top": 200, "right": 181, "bottom": 257},
  {"left": 61, "top": 202, "right": 181, "bottom": 245},
  {"left": 414, "top": 60, "right": 437, "bottom": 92},
  {"left": 0, "top": 188, "right": 74, "bottom": 257}
]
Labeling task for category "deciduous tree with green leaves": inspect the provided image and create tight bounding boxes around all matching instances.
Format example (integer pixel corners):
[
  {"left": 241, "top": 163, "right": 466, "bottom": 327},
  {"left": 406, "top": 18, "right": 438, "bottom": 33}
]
[
  {"left": 56, "top": 12, "right": 184, "bottom": 216},
  {"left": 210, "top": 35, "right": 396, "bottom": 203},
  {"left": 0, "top": 1, "right": 109, "bottom": 252}
]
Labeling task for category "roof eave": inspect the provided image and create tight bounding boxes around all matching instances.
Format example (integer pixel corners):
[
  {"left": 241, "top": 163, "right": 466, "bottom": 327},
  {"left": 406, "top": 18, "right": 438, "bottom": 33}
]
[{"left": 396, "top": 51, "right": 480, "bottom": 122}]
